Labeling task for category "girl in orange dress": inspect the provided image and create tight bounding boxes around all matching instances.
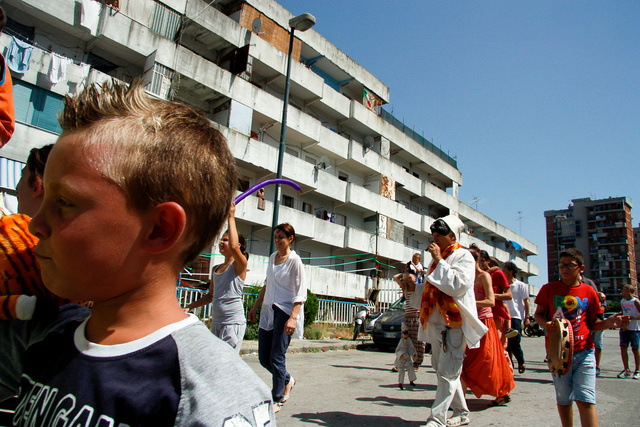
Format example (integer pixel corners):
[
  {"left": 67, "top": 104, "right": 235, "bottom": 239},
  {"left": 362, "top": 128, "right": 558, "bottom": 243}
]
[{"left": 461, "top": 245, "right": 515, "bottom": 406}]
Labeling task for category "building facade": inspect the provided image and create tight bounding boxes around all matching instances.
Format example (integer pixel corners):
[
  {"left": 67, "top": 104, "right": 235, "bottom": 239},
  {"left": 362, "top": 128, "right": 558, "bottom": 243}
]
[
  {"left": 0, "top": 0, "right": 538, "bottom": 303},
  {"left": 545, "top": 197, "right": 636, "bottom": 299}
]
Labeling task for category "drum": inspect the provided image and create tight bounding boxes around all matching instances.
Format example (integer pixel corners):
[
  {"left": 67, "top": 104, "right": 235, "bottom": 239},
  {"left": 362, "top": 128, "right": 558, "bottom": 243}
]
[{"left": 547, "top": 318, "right": 574, "bottom": 376}]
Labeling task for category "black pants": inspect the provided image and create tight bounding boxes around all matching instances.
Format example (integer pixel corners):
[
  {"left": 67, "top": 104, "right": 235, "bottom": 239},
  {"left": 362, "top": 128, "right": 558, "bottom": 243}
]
[{"left": 507, "top": 318, "right": 525, "bottom": 365}]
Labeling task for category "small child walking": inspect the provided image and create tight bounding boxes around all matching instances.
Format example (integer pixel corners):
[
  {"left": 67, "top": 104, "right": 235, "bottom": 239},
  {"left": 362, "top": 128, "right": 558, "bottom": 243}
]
[{"left": 395, "top": 330, "right": 417, "bottom": 389}]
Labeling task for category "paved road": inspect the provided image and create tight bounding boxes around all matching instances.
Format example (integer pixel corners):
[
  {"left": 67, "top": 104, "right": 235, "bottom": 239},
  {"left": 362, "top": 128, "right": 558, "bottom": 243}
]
[{"left": 242, "top": 332, "right": 640, "bottom": 426}]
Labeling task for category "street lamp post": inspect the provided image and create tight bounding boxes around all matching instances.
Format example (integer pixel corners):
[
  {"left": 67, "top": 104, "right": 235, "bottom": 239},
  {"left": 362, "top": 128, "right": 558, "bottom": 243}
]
[{"left": 269, "top": 13, "right": 316, "bottom": 255}]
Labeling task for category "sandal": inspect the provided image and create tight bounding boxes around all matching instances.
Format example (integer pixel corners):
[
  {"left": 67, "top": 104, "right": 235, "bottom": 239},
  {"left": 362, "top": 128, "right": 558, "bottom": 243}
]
[
  {"left": 489, "top": 395, "right": 511, "bottom": 407},
  {"left": 281, "top": 377, "right": 296, "bottom": 403},
  {"left": 518, "top": 363, "right": 526, "bottom": 374},
  {"left": 274, "top": 403, "right": 282, "bottom": 413}
]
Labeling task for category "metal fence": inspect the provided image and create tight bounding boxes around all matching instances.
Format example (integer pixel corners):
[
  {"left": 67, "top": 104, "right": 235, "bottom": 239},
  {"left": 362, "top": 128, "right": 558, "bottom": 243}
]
[{"left": 176, "top": 287, "right": 403, "bottom": 326}]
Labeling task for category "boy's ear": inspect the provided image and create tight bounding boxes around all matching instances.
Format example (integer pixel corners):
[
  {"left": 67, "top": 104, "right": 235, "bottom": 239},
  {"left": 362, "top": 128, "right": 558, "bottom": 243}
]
[
  {"left": 143, "top": 202, "right": 186, "bottom": 254},
  {"left": 32, "top": 177, "right": 44, "bottom": 198}
]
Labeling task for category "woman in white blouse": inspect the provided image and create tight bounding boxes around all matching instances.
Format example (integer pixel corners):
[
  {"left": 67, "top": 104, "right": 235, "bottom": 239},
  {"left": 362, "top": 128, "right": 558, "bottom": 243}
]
[{"left": 248, "top": 223, "right": 306, "bottom": 412}]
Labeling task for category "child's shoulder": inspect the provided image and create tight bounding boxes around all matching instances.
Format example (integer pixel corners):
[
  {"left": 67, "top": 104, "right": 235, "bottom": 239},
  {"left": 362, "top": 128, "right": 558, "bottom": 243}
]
[{"left": 171, "top": 322, "right": 274, "bottom": 425}]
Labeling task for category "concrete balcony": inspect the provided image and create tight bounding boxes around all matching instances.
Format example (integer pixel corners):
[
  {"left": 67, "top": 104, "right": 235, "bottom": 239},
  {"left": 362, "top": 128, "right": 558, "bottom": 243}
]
[
  {"left": 318, "top": 127, "right": 349, "bottom": 161},
  {"left": 377, "top": 236, "right": 415, "bottom": 264},
  {"left": 96, "top": 5, "right": 171, "bottom": 62},
  {"left": 316, "top": 172, "right": 347, "bottom": 203},
  {"left": 423, "top": 182, "right": 459, "bottom": 212},
  {"left": 184, "top": 0, "right": 246, "bottom": 49},
  {"left": 347, "top": 139, "right": 382, "bottom": 174},
  {"left": 233, "top": 192, "right": 273, "bottom": 228},
  {"left": 3, "top": 0, "right": 75, "bottom": 28},
  {"left": 223, "top": 127, "right": 275, "bottom": 172},
  {"left": 345, "top": 227, "right": 375, "bottom": 254},
  {"left": 395, "top": 172, "right": 422, "bottom": 198},
  {"left": 397, "top": 206, "right": 421, "bottom": 232},
  {"left": 313, "top": 216, "right": 346, "bottom": 247},
  {"left": 315, "top": 83, "right": 351, "bottom": 120},
  {"left": 344, "top": 226, "right": 414, "bottom": 265},
  {"left": 346, "top": 184, "right": 382, "bottom": 215},
  {"left": 349, "top": 99, "right": 378, "bottom": 135},
  {"left": 249, "top": 36, "right": 324, "bottom": 103}
]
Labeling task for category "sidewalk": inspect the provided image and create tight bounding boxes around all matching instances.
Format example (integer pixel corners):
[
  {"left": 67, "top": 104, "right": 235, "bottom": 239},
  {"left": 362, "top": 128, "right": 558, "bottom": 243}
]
[{"left": 240, "top": 337, "right": 366, "bottom": 355}]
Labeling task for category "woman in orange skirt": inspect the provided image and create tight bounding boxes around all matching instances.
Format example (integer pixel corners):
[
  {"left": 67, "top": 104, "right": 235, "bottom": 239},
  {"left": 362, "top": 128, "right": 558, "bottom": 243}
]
[{"left": 462, "top": 245, "right": 515, "bottom": 406}]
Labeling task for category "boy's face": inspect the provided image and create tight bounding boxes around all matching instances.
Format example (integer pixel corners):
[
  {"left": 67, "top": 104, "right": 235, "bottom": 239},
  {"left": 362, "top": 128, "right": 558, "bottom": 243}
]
[
  {"left": 558, "top": 256, "right": 584, "bottom": 284},
  {"left": 16, "top": 167, "right": 43, "bottom": 217},
  {"left": 29, "top": 134, "right": 148, "bottom": 302},
  {"left": 622, "top": 287, "right": 631, "bottom": 299},
  {"left": 412, "top": 255, "right": 421, "bottom": 264}
]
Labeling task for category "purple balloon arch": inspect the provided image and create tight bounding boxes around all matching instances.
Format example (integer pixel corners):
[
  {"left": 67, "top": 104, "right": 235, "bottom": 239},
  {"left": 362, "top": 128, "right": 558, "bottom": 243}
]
[{"left": 234, "top": 178, "right": 301, "bottom": 204}]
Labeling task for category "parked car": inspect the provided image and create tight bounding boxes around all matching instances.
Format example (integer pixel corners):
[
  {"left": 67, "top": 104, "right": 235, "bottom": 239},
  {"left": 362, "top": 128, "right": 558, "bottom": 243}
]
[{"left": 371, "top": 298, "right": 431, "bottom": 354}]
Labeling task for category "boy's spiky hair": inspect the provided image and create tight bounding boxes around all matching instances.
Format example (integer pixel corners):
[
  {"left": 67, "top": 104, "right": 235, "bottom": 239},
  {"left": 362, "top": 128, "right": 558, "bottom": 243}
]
[{"left": 60, "top": 80, "right": 237, "bottom": 264}]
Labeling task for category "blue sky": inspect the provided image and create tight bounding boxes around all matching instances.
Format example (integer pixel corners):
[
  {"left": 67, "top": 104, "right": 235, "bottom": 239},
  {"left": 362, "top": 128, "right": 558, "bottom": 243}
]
[{"left": 276, "top": 0, "right": 640, "bottom": 288}]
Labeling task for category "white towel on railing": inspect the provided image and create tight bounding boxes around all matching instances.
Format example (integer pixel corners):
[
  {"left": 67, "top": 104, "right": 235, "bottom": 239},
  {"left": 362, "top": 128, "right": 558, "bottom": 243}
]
[
  {"left": 81, "top": 0, "right": 101, "bottom": 30},
  {"left": 49, "top": 53, "right": 71, "bottom": 84}
]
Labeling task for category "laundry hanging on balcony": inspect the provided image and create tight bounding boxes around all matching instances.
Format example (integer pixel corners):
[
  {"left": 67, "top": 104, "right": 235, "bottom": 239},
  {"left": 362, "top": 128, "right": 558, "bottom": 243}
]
[
  {"left": 48, "top": 53, "right": 72, "bottom": 84},
  {"left": 80, "top": 0, "right": 102, "bottom": 30},
  {"left": 6, "top": 37, "right": 33, "bottom": 74}
]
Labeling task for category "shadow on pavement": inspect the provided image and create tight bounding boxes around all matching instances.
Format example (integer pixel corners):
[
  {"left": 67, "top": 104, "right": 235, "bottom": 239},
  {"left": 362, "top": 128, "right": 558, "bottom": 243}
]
[
  {"left": 331, "top": 364, "right": 397, "bottom": 372},
  {"left": 292, "top": 411, "right": 425, "bottom": 426},
  {"left": 377, "top": 383, "right": 438, "bottom": 392}
]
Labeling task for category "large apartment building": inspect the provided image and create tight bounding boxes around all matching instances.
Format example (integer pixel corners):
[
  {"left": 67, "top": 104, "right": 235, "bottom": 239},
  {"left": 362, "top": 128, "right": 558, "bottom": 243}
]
[
  {"left": 0, "top": 0, "right": 538, "bottom": 302},
  {"left": 544, "top": 197, "right": 636, "bottom": 299}
]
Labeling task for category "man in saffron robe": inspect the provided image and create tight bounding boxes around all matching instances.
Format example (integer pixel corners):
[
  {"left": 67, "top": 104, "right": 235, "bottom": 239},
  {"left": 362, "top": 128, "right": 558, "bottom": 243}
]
[{"left": 416, "top": 215, "right": 488, "bottom": 427}]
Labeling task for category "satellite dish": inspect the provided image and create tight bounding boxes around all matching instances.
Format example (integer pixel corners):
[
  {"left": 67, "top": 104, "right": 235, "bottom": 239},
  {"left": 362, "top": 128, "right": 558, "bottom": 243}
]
[
  {"left": 252, "top": 18, "right": 263, "bottom": 33},
  {"left": 315, "top": 154, "right": 331, "bottom": 171}
]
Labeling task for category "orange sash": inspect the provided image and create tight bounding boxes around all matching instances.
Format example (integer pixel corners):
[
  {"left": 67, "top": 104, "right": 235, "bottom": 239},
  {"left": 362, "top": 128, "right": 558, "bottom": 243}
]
[{"left": 419, "top": 242, "right": 463, "bottom": 329}]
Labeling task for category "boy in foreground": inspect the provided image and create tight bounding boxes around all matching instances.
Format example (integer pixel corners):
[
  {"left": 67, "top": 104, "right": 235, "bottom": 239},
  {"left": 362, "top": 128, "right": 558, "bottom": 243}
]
[
  {"left": 0, "top": 81, "right": 275, "bottom": 426},
  {"left": 534, "top": 248, "right": 628, "bottom": 427}
]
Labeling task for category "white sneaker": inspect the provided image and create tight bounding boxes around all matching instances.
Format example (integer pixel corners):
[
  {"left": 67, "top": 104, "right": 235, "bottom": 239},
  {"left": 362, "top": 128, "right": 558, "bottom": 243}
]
[
  {"left": 633, "top": 371, "right": 639, "bottom": 380},
  {"left": 617, "top": 370, "right": 631, "bottom": 379},
  {"left": 447, "top": 414, "right": 471, "bottom": 426}
]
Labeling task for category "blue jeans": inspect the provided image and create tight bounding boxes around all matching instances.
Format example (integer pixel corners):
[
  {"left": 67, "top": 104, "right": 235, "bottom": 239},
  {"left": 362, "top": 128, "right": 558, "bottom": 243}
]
[
  {"left": 552, "top": 348, "right": 596, "bottom": 405},
  {"left": 258, "top": 305, "right": 292, "bottom": 402}
]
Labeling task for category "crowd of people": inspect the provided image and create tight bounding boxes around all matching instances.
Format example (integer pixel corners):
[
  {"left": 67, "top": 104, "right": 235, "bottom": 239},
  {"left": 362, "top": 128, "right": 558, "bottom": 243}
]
[
  {"left": 0, "top": 25, "right": 637, "bottom": 424},
  {"left": 390, "top": 230, "right": 636, "bottom": 427}
]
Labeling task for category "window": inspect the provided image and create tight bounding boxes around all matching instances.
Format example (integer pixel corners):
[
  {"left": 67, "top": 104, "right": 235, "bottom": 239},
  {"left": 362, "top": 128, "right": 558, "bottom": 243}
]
[
  {"left": 338, "top": 171, "right": 349, "bottom": 182},
  {"left": 334, "top": 213, "right": 346, "bottom": 226},
  {"left": 304, "top": 155, "right": 316, "bottom": 165},
  {"left": 150, "top": 1, "right": 182, "bottom": 40},
  {"left": 302, "top": 202, "right": 313, "bottom": 214},
  {"left": 12, "top": 80, "right": 64, "bottom": 134},
  {"left": 147, "top": 63, "right": 175, "bottom": 99},
  {"left": 300, "top": 250, "right": 311, "bottom": 265},
  {"left": 282, "top": 195, "right": 294, "bottom": 208},
  {"left": 335, "top": 258, "right": 344, "bottom": 272},
  {"left": 237, "top": 176, "right": 250, "bottom": 192}
]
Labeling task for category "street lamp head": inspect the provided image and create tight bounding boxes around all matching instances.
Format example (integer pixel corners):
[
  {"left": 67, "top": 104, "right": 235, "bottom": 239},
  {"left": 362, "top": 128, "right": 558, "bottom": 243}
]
[{"left": 289, "top": 13, "right": 316, "bottom": 32}]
